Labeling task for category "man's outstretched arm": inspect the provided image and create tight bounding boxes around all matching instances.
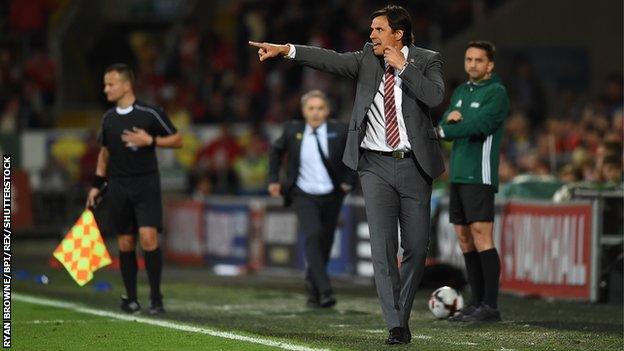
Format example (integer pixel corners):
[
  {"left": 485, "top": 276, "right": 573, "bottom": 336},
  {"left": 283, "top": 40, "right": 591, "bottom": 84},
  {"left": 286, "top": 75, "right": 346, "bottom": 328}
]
[{"left": 249, "top": 41, "right": 361, "bottom": 80}]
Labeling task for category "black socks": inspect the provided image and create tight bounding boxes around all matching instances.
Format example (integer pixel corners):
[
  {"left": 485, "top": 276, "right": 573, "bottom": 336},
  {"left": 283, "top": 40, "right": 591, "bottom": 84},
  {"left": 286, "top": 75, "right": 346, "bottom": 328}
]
[
  {"left": 479, "top": 248, "right": 501, "bottom": 309},
  {"left": 463, "top": 250, "right": 485, "bottom": 306},
  {"left": 119, "top": 250, "right": 138, "bottom": 301},
  {"left": 144, "top": 247, "right": 163, "bottom": 302}
]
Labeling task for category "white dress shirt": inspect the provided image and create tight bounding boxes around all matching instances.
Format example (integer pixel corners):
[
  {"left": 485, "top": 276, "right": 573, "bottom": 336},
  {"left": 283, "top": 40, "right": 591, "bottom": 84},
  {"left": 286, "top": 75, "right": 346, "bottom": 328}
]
[
  {"left": 296, "top": 122, "right": 334, "bottom": 195},
  {"left": 360, "top": 46, "right": 411, "bottom": 152}
]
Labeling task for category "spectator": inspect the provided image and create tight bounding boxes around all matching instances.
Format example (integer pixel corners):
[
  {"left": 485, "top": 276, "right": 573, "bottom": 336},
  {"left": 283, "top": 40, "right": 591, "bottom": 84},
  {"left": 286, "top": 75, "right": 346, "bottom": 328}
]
[
  {"left": 192, "top": 174, "right": 214, "bottom": 202},
  {"left": 602, "top": 155, "right": 623, "bottom": 185},
  {"left": 194, "top": 124, "right": 241, "bottom": 194},
  {"left": 498, "top": 156, "right": 519, "bottom": 184},
  {"left": 0, "top": 96, "right": 19, "bottom": 133},
  {"left": 558, "top": 164, "right": 583, "bottom": 184},
  {"left": 23, "top": 47, "right": 56, "bottom": 107},
  {"left": 233, "top": 134, "right": 269, "bottom": 195},
  {"left": 78, "top": 131, "right": 101, "bottom": 190},
  {"left": 194, "top": 123, "right": 242, "bottom": 172}
]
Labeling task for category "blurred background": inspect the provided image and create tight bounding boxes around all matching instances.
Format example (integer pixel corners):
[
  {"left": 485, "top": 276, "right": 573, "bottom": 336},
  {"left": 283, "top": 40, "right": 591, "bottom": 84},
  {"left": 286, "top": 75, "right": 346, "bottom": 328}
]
[{"left": 2, "top": 0, "right": 622, "bottom": 304}]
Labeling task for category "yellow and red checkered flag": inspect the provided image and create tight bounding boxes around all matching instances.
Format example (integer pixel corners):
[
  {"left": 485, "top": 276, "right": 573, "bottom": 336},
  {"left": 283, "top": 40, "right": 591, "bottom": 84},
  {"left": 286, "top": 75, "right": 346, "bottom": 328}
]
[{"left": 53, "top": 210, "right": 112, "bottom": 286}]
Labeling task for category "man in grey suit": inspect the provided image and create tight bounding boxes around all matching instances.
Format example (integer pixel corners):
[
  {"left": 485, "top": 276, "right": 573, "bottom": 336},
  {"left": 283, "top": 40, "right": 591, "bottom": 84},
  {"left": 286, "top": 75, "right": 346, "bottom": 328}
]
[{"left": 250, "top": 5, "right": 445, "bottom": 345}]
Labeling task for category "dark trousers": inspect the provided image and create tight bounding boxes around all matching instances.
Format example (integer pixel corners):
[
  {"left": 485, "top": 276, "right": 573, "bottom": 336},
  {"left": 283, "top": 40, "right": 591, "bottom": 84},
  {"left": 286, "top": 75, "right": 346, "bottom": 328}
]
[{"left": 292, "top": 187, "right": 344, "bottom": 297}]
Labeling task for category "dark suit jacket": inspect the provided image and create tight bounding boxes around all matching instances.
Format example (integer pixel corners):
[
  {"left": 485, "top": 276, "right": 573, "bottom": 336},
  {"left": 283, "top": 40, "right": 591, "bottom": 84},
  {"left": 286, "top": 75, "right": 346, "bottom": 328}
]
[
  {"left": 269, "top": 120, "right": 357, "bottom": 207},
  {"left": 292, "top": 43, "right": 446, "bottom": 180}
]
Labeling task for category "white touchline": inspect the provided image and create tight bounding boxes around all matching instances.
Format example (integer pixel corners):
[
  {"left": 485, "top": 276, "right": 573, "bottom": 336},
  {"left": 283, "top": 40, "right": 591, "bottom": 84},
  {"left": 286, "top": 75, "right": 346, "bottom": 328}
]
[
  {"left": 22, "top": 319, "right": 121, "bottom": 324},
  {"left": 15, "top": 293, "right": 331, "bottom": 351}
]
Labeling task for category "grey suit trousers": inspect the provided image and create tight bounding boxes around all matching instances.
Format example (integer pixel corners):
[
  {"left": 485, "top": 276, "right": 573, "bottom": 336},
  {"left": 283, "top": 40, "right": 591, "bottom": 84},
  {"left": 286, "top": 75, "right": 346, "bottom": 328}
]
[{"left": 358, "top": 150, "right": 432, "bottom": 330}]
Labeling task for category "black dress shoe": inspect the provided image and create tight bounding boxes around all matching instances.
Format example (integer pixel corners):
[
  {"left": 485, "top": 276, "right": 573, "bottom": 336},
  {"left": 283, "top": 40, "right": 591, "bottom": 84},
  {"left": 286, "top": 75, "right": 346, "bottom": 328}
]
[
  {"left": 449, "top": 304, "right": 478, "bottom": 322},
  {"left": 385, "top": 327, "right": 407, "bottom": 345},
  {"left": 319, "top": 293, "right": 336, "bottom": 308},
  {"left": 120, "top": 296, "right": 141, "bottom": 314},
  {"left": 462, "top": 303, "right": 502, "bottom": 322},
  {"left": 149, "top": 299, "right": 165, "bottom": 315}
]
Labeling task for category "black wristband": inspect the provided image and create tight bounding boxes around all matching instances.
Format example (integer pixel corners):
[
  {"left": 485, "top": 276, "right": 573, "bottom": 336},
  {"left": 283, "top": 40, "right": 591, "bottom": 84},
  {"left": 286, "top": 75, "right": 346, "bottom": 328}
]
[{"left": 92, "top": 175, "right": 106, "bottom": 189}]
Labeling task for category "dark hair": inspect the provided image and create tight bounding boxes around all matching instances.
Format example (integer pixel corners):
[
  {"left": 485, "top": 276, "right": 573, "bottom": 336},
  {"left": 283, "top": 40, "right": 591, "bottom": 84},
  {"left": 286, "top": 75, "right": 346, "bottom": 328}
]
[
  {"left": 558, "top": 164, "right": 583, "bottom": 181},
  {"left": 104, "top": 63, "right": 135, "bottom": 85},
  {"left": 370, "top": 5, "right": 414, "bottom": 46},
  {"left": 467, "top": 40, "right": 496, "bottom": 61}
]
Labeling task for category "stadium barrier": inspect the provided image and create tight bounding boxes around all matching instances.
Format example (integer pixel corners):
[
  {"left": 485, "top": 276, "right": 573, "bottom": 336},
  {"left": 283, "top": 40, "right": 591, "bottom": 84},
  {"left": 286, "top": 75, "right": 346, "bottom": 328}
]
[
  {"left": 435, "top": 199, "right": 600, "bottom": 301},
  {"left": 166, "top": 195, "right": 613, "bottom": 302},
  {"left": 165, "top": 196, "right": 358, "bottom": 277}
]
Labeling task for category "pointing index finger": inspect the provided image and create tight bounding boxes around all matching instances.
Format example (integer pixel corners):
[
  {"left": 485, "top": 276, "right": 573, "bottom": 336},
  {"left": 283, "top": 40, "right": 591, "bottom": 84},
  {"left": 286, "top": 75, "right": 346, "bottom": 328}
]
[{"left": 248, "top": 41, "right": 265, "bottom": 48}]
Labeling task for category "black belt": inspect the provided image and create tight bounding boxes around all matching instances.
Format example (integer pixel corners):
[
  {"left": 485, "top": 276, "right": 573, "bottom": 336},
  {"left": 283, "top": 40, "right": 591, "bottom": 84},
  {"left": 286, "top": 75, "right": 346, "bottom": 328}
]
[{"left": 365, "top": 149, "right": 412, "bottom": 159}]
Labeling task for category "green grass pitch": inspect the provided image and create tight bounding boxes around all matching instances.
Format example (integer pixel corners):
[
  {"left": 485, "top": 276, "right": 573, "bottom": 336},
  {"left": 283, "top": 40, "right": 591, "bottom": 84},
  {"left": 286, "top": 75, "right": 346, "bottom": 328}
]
[{"left": 11, "top": 241, "right": 624, "bottom": 350}]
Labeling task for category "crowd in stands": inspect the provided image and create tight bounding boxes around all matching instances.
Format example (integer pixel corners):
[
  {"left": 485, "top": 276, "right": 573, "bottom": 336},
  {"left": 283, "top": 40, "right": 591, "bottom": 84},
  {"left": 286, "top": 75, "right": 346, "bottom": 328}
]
[
  {"left": 497, "top": 73, "right": 623, "bottom": 199},
  {"left": 1, "top": 0, "right": 59, "bottom": 131},
  {"left": 0, "top": 0, "right": 621, "bottom": 200}
]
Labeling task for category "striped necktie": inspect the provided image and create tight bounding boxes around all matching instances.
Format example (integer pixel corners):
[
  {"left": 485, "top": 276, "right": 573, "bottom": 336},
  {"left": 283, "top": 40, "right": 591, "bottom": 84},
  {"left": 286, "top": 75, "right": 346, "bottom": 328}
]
[{"left": 384, "top": 66, "right": 400, "bottom": 148}]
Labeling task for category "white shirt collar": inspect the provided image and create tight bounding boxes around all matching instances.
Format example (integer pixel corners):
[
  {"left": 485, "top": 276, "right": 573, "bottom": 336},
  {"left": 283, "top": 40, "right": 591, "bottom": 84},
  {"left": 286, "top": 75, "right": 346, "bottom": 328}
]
[
  {"left": 400, "top": 45, "right": 409, "bottom": 59},
  {"left": 305, "top": 122, "right": 327, "bottom": 135},
  {"left": 116, "top": 105, "right": 134, "bottom": 115}
]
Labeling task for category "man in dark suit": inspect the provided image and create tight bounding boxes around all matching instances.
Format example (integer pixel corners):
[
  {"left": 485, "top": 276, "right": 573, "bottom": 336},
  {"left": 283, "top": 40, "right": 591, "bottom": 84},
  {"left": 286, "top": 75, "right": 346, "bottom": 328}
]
[
  {"left": 268, "top": 90, "right": 356, "bottom": 309},
  {"left": 251, "top": 5, "right": 444, "bottom": 345}
]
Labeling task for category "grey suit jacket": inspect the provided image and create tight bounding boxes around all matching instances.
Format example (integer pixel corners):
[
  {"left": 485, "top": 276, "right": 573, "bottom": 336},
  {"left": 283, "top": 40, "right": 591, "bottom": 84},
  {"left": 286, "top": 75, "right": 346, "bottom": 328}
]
[{"left": 293, "top": 43, "right": 446, "bottom": 180}]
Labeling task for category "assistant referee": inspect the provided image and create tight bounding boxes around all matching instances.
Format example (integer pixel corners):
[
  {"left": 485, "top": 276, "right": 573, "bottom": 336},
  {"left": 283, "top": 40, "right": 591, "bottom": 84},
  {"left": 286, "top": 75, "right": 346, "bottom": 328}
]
[
  {"left": 437, "top": 41, "right": 509, "bottom": 322},
  {"left": 86, "top": 63, "right": 183, "bottom": 314}
]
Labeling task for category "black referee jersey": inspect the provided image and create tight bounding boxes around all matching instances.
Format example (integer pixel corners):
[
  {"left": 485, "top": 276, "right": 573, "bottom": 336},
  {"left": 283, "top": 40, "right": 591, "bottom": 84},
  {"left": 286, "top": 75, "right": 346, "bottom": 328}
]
[{"left": 99, "top": 100, "right": 177, "bottom": 177}]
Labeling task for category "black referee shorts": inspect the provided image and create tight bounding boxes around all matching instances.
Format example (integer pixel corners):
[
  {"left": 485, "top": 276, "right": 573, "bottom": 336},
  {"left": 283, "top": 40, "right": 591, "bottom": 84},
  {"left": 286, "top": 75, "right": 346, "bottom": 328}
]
[
  {"left": 106, "top": 173, "right": 163, "bottom": 235},
  {"left": 449, "top": 183, "right": 495, "bottom": 225}
]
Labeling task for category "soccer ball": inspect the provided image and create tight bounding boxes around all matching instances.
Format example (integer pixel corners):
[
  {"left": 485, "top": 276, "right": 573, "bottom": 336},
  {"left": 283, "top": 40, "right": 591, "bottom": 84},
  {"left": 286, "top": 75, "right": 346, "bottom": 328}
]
[{"left": 428, "top": 286, "right": 464, "bottom": 319}]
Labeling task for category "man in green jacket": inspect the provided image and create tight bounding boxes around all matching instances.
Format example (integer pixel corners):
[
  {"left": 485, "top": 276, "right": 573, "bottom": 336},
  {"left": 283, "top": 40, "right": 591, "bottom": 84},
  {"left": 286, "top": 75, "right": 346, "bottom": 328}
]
[{"left": 437, "top": 40, "right": 509, "bottom": 322}]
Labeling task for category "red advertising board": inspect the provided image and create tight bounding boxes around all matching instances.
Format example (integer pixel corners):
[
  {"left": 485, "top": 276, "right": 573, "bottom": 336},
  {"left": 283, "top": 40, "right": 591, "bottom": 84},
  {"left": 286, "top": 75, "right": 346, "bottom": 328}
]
[
  {"left": 500, "top": 202, "right": 595, "bottom": 300},
  {"left": 165, "top": 200, "right": 205, "bottom": 265}
]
